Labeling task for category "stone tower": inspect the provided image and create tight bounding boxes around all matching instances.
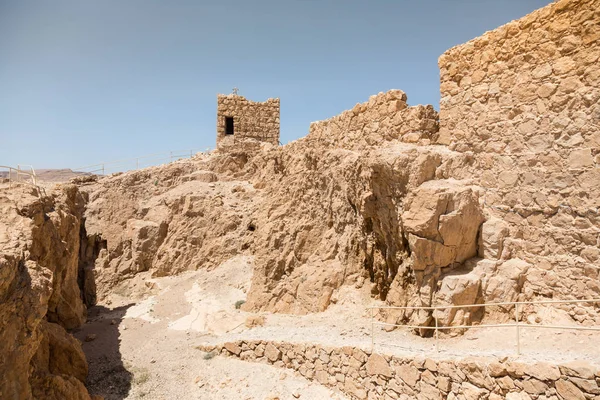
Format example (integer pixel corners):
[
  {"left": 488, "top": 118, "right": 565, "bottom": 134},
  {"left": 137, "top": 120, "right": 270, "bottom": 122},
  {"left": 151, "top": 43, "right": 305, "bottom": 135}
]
[{"left": 216, "top": 93, "right": 280, "bottom": 148}]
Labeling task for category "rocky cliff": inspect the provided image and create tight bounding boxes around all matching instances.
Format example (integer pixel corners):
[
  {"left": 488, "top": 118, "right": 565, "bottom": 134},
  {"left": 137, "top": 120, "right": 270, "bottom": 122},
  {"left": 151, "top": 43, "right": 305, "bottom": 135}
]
[{"left": 0, "top": 185, "right": 94, "bottom": 399}]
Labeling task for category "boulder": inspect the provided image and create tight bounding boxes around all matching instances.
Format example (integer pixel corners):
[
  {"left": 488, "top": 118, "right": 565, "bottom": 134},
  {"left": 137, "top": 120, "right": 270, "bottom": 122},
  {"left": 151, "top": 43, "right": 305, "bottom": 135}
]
[{"left": 403, "top": 180, "right": 484, "bottom": 271}]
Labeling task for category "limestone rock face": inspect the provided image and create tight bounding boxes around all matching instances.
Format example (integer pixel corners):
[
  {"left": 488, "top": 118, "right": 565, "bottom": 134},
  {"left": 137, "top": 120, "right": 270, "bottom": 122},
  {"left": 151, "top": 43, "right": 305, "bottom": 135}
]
[
  {"left": 82, "top": 160, "right": 259, "bottom": 297},
  {"left": 0, "top": 185, "right": 92, "bottom": 399}
]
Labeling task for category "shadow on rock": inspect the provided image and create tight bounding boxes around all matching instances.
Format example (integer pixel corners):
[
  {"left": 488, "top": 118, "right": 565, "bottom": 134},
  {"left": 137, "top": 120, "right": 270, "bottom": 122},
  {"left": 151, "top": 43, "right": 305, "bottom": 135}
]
[{"left": 74, "top": 304, "right": 133, "bottom": 400}]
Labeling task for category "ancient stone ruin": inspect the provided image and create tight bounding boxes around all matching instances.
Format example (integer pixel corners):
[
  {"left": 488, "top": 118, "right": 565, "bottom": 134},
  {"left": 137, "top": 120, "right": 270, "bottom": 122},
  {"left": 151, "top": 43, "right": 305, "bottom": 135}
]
[
  {"left": 216, "top": 93, "right": 281, "bottom": 148},
  {"left": 0, "top": 0, "right": 599, "bottom": 399}
]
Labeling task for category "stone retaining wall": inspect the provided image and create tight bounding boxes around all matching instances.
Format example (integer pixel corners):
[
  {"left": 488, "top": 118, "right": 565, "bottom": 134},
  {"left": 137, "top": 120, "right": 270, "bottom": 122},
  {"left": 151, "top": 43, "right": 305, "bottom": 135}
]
[
  {"left": 307, "top": 90, "right": 439, "bottom": 149},
  {"left": 198, "top": 340, "right": 600, "bottom": 400}
]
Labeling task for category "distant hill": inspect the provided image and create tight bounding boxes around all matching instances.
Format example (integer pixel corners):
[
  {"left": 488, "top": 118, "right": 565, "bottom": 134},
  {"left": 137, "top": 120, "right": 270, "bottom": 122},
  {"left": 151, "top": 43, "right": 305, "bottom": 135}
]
[{"left": 0, "top": 169, "right": 92, "bottom": 182}]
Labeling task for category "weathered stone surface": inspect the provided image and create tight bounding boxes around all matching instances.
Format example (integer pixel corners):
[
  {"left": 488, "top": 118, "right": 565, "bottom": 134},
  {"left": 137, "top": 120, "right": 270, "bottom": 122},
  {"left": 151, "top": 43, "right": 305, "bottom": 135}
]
[
  {"left": 394, "top": 364, "right": 420, "bottom": 388},
  {"left": 419, "top": 381, "right": 443, "bottom": 400},
  {"left": 524, "top": 362, "right": 561, "bottom": 382},
  {"left": 560, "top": 361, "right": 597, "bottom": 380},
  {"left": 224, "top": 342, "right": 242, "bottom": 356},
  {"left": 461, "top": 381, "right": 487, "bottom": 399},
  {"left": 365, "top": 354, "right": 393, "bottom": 378},
  {"left": 265, "top": 343, "right": 282, "bottom": 362},
  {"left": 403, "top": 180, "right": 484, "bottom": 271},
  {"left": 345, "top": 378, "right": 368, "bottom": 399},
  {"left": 555, "top": 379, "right": 586, "bottom": 400}
]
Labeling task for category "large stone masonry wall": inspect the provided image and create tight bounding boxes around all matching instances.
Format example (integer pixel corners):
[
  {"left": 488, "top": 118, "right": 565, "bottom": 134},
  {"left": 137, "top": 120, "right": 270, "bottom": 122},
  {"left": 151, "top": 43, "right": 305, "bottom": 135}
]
[
  {"left": 307, "top": 90, "right": 439, "bottom": 149},
  {"left": 438, "top": 0, "right": 600, "bottom": 310},
  {"left": 199, "top": 340, "right": 600, "bottom": 400},
  {"left": 216, "top": 94, "right": 280, "bottom": 148}
]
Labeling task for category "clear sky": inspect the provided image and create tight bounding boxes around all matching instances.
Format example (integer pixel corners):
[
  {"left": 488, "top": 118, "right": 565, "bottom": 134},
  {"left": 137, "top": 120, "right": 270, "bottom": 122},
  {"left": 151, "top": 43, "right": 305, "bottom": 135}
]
[{"left": 1, "top": 0, "right": 552, "bottom": 169}]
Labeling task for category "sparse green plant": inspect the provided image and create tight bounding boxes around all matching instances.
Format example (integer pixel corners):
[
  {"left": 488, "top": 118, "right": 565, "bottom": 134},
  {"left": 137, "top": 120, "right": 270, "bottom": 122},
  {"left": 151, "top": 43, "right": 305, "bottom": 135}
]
[
  {"left": 234, "top": 300, "right": 246, "bottom": 309},
  {"left": 203, "top": 351, "right": 216, "bottom": 360}
]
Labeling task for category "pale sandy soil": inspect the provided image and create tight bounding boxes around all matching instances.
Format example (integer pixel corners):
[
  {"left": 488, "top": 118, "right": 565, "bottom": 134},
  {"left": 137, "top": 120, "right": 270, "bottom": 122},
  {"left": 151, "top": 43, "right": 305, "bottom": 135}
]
[{"left": 74, "top": 256, "right": 600, "bottom": 399}]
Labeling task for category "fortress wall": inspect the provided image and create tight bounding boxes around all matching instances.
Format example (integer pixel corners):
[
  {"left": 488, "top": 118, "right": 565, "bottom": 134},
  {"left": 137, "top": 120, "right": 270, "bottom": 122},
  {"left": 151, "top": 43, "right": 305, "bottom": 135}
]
[{"left": 438, "top": 0, "right": 600, "bottom": 309}]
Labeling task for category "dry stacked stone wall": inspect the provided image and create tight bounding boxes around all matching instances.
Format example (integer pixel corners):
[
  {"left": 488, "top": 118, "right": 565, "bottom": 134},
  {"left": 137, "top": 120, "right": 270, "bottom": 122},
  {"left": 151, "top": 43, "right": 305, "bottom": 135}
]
[
  {"left": 438, "top": 0, "right": 600, "bottom": 316},
  {"left": 307, "top": 90, "right": 439, "bottom": 150},
  {"left": 199, "top": 340, "right": 600, "bottom": 400},
  {"left": 216, "top": 94, "right": 280, "bottom": 148}
]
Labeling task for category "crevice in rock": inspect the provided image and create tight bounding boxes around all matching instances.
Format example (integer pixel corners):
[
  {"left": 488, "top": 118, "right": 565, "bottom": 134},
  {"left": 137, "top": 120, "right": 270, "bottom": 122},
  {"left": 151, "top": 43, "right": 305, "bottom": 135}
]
[{"left": 77, "top": 219, "right": 105, "bottom": 308}]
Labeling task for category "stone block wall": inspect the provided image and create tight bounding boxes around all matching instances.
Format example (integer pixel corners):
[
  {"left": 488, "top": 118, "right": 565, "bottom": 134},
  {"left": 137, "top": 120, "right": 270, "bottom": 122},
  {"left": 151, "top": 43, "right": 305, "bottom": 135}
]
[
  {"left": 199, "top": 340, "right": 600, "bottom": 400},
  {"left": 307, "top": 90, "right": 439, "bottom": 149},
  {"left": 216, "top": 94, "right": 280, "bottom": 148},
  {"left": 438, "top": 0, "right": 600, "bottom": 311}
]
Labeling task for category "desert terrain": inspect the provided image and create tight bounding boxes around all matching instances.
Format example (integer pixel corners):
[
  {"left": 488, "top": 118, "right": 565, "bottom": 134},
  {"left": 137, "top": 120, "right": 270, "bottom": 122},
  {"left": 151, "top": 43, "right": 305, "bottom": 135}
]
[{"left": 1, "top": 0, "right": 600, "bottom": 399}]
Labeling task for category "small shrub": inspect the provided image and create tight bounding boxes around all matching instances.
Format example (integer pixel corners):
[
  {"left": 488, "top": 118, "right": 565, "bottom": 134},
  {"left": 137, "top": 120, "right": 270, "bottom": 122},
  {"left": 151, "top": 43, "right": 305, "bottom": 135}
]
[
  {"left": 235, "top": 300, "right": 246, "bottom": 310},
  {"left": 203, "top": 351, "right": 216, "bottom": 360}
]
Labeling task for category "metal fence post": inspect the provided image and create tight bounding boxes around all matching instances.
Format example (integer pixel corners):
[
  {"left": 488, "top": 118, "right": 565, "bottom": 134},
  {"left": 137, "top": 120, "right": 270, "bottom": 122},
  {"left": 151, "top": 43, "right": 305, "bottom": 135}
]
[
  {"left": 136, "top": 158, "right": 139, "bottom": 170},
  {"left": 371, "top": 308, "right": 374, "bottom": 353},
  {"left": 435, "top": 315, "right": 439, "bottom": 353},
  {"left": 515, "top": 303, "right": 521, "bottom": 356},
  {"left": 102, "top": 164, "right": 105, "bottom": 176}
]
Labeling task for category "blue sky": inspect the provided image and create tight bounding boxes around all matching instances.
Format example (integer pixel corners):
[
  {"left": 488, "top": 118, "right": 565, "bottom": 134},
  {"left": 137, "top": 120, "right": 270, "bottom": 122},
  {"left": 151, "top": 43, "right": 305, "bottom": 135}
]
[{"left": 0, "top": 0, "right": 552, "bottom": 169}]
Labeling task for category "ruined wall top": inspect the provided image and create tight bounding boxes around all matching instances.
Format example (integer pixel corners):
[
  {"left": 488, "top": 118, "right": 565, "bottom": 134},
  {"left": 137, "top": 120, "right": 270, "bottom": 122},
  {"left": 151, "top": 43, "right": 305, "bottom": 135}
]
[
  {"left": 307, "top": 90, "right": 439, "bottom": 150},
  {"left": 216, "top": 94, "right": 280, "bottom": 149}
]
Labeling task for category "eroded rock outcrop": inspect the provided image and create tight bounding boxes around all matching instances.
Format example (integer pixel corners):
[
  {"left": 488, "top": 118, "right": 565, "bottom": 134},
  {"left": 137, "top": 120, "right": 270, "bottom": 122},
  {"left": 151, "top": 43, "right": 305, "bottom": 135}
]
[{"left": 0, "top": 185, "right": 93, "bottom": 399}]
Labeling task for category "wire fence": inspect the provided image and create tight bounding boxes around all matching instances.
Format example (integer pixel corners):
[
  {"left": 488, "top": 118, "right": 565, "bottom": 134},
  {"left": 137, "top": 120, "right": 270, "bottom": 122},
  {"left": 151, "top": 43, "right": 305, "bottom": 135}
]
[
  {"left": 369, "top": 298, "right": 600, "bottom": 356},
  {"left": 0, "top": 165, "right": 45, "bottom": 197},
  {"left": 73, "top": 148, "right": 212, "bottom": 177}
]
